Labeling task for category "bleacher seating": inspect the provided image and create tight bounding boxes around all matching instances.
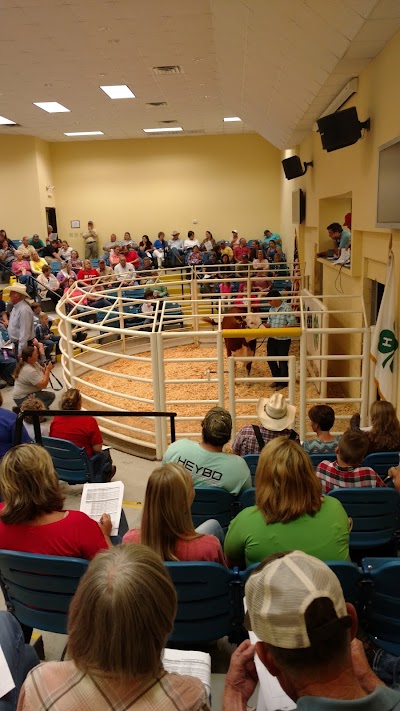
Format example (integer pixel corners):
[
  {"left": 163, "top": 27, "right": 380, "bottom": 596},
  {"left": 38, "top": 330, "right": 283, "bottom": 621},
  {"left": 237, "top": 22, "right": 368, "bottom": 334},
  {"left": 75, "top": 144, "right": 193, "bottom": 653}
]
[
  {"left": 191, "top": 487, "right": 237, "bottom": 530},
  {"left": 42, "top": 436, "right": 104, "bottom": 484},
  {"left": 243, "top": 455, "right": 259, "bottom": 484},
  {"left": 361, "top": 558, "right": 400, "bottom": 655},
  {"left": 0, "top": 550, "right": 88, "bottom": 635},
  {"left": 239, "top": 487, "right": 256, "bottom": 510},
  {"left": 363, "top": 451, "right": 400, "bottom": 480},
  {"left": 309, "top": 452, "right": 337, "bottom": 467},
  {"left": 328, "top": 487, "right": 400, "bottom": 555}
]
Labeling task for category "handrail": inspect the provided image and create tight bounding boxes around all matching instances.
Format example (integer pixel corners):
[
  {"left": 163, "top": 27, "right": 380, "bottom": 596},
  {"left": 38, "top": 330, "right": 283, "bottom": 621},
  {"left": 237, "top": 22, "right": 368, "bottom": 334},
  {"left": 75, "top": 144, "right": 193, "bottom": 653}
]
[
  {"left": 1, "top": 262, "right": 62, "bottom": 301},
  {"left": 14, "top": 409, "right": 177, "bottom": 447}
]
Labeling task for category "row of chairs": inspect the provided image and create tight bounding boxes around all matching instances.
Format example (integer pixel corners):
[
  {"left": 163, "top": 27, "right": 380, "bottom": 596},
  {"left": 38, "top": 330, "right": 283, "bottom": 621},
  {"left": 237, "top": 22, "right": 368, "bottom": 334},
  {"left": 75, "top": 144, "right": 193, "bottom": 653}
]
[
  {"left": 0, "top": 550, "right": 398, "bottom": 652},
  {"left": 192, "top": 486, "right": 400, "bottom": 557},
  {"left": 243, "top": 451, "right": 400, "bottom": 482}
]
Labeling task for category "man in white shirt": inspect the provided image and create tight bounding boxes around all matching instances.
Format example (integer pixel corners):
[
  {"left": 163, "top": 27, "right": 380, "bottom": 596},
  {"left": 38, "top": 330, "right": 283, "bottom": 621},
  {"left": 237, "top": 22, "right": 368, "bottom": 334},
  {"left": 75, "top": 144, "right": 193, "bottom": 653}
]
[
  {"left": 114, "top": 255, "right": 136, "bottom": 284},
  {"left": 168, "top": 231, "right": 184, "bottom": 266},
  {"left": 7, "top": 283, "right": 35, "bottom": 356}
]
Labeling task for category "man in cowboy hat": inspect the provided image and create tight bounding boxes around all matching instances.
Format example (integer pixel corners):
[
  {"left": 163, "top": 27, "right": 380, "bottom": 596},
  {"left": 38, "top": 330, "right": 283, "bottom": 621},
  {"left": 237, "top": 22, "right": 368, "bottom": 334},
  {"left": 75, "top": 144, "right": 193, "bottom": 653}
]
[
  {"left": 7, "top": 283, "right": 35, "bottom": 357},
  {"left": 232, "top": 393, "right": 299, "bottom": 456}
]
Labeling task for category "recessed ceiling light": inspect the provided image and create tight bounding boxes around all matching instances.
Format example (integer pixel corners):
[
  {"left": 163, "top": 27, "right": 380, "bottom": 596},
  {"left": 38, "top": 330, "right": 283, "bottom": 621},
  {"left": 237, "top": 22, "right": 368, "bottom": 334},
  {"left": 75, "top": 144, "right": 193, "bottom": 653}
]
[
  {"left": 64, "top": 131, "right": 104, "bottom": 137},
  {"left": 224, "top": 116, "right": 242, "bottom": 122},
  {"left": 100, "top": 85, "right": 135, "bottom": 99},
  {"left": 143, "top": 127, "right": 183, "bottom": 133},
  {"left": 34, "top": 102, "right": 70, "bottom": 113},
  {"left": 0, "top": 115, "right": 16, "bottom": 125}
]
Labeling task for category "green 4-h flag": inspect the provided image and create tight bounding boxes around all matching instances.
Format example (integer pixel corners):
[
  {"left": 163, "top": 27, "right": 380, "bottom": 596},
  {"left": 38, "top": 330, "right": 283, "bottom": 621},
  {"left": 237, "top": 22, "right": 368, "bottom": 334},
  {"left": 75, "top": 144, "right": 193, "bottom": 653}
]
[{"left": 370, "top": 251, "right": 398, "bottom": 404}]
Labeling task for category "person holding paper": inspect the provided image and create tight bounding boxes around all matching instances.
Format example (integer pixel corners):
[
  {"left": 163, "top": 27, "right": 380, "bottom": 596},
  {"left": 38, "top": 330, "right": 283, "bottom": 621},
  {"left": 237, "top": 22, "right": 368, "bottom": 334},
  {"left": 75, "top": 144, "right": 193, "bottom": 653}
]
[
  {"left": 0, "top": 444, "right": 112, "bottom": 560},
  {"left": 18, "top": 545, "right": 210, "bottom": 711},
  {"left": 49, "top": 388, "right": 116, "bottom": 482},
  {"left": 123, "top": 463, "right": 225, "bottom": 561},
  {"left": 223, "top": 551, "right": 400, "bottom": 710}
]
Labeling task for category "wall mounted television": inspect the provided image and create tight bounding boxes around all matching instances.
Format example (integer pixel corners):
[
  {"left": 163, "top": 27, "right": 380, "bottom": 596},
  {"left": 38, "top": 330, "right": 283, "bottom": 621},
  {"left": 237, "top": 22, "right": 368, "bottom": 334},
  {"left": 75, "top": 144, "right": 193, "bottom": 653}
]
[{"left": 376, "top": 135, "right": 400, "bottom": 228}]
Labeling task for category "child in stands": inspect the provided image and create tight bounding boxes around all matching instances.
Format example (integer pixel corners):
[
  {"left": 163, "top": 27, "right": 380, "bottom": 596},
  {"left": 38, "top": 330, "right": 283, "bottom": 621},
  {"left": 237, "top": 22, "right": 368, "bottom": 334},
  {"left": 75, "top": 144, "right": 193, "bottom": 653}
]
[
  {"left": 315, "top": 429, "right": 385, "bottom": 494},
  {"left": 303, "top": 404, "right": 340, "bottom": 455}
]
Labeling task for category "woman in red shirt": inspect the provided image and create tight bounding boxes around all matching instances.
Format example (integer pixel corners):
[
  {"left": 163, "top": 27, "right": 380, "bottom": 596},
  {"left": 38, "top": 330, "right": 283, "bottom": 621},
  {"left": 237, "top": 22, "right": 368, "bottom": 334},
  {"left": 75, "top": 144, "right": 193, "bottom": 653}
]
[
  {"left": 0, "top": 444, "right": 111, "bottom": 560},
  {"left": 76, "top": 258, "right": 99, "bottom": 284},
  {"left": 123, "top": 462, "right": 225, "bottom": 563},
  {"left": 50, "top": 388, "right": 116, "bottom": 482}
]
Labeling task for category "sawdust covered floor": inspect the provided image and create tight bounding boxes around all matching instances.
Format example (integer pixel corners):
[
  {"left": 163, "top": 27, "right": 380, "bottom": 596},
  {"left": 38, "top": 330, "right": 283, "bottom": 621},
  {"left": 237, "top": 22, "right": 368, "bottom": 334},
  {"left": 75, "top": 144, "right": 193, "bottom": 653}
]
[{"left": 79, "top": 341, "right": 357, "bottom": 443}]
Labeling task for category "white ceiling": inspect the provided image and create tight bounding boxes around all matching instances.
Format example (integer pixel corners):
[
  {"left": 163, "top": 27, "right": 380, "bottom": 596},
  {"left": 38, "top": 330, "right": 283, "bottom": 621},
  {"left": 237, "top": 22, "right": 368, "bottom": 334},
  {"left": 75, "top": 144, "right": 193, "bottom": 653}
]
[{"left": 0, "top": 0, "right": 399, "bottom": 147}]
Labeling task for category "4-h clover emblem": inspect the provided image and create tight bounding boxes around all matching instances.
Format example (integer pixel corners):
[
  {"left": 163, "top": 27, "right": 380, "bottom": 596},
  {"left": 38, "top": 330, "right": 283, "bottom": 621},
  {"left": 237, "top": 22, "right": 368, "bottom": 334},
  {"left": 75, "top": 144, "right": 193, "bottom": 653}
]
[{"left": 378, "top": 329, "right": 399, "bottom": 372}]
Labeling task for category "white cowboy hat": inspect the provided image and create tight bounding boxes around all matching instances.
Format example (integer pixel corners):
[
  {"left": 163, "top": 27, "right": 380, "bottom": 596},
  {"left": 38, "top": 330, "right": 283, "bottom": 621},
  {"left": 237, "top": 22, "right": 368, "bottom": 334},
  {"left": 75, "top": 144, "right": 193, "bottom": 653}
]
[
  {"left": 171, "top": 230, "right": 180, "bottom": 236},
  {"left": 257, "top": 393, "right": 296, "bottom": 431},
  {"left": 6, "top": 283, "right": 30, "bottom": 298}
]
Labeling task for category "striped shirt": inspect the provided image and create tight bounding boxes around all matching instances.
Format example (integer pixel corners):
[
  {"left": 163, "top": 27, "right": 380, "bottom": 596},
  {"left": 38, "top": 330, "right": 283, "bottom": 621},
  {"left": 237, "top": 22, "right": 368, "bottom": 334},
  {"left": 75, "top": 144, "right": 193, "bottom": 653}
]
[
  {"left": 18, "top": 661, "right": 210, "bottom": 711},
  {"left": 315, "top": 460, "right": 385, "bottom": 494},
  {"left": 267, "top": 301, "right": 295, "bottom": 340},
  {"left": 232, "top": 424, "right": 299, "bottom": 456},
  {"left": 302, "top": 437, "right": 340, "bottom": 455}
]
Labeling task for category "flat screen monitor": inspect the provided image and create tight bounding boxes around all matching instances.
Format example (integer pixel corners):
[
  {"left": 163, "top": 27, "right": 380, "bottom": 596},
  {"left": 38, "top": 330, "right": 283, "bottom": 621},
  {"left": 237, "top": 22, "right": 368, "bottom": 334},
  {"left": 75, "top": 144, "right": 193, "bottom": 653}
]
[{"left": 376, "top": 136, "right": 400, "bottom": 228}]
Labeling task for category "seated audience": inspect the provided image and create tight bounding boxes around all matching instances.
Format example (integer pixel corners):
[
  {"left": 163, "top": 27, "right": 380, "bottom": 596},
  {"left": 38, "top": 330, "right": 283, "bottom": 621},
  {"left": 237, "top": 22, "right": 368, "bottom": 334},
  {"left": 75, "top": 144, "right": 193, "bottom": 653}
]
[
  {"left": 121, "top": 231, "right": 135, "bottom": 248},
  {"left": 76, "top": 259, "right": 99, "bottom": 284},
  {"left": 59, "top": 240, "right": 73, "bottom": 261},
  {"left": 138, "top": 234, "right": 154, "bottom": 259},
  {"left": 69, "top": 249, "right": 82, "bottom": 271},
  {"left": 41, "top": 238, "right": 61, "bottom": 264},
  {"left": 262, "top": 228, "right": 281, "bottom": 246},
  {"left": 124, "top": 246, "right": 141, "bottom": 267},
  {"left": 252, "top": 249, "right": 269, "bottom": 271},
  {"left": 0, "top": 237, "right": 15, "bottom": 276},
  {"left": 249, "top": 239, "right": 262, "bottom": 260},
  {"left": 123, "top": 463, "right": 225, "bottom": 561},
  {"left": 153, "top": 231, "right": 168, "bottom": 267},
  {"left": 232, "top": 394, "right": 299, "bottom": 456},
  {"left": 18, "top": 236, "right": 36, "bottom": 260},
  {"left": 29, "top": 233, "right": 45, "bottom": 254},
  {"left": 200, "top": 230, "right": 216, "bottom": 253},
  {"left": 224, "top": 437, "right": 350, "bottom": 567},
  {"left": 184, "top": 230, "right": 200, "bottom": 254},
  {"left": 303, "top": 404, "right": 339, "bottom": 454},
  {"left": 0, "top": 322, "right": 17, "bottom": 386},
  {"left": 365, "top": 400, "right": 400, "bottom": 454},
  {"left": 97, "top": 257, "right": 114, "bottom": 281},
  {"left": 239, "top": 550, "right": 400, "bottom": 710},
  {"left": 0, "top": 444, "right": 111, "bottom": 558},
  {"left": 233, "top": 237, "right": 251, "bottom": 263},
  {"left": 13, "top": 345, "right": 55, "bottom": 408},
  {"left": 0, "top": 391, "right": 30, "bottom": 458},
  {"left": 230, "top": 230, "right": 240, "bottom": 248},
  {"left": 0, "top": 611, "right": 39, "bottom": 711},
  {"left": 56, "top": 261, "right": 77, "bottom": 290},
  {"left": 168, "top": 231, "right": 184, "bottom": 266},
  {"left": 219, "top": 240, "right": 233, "bottom": 260},
  {"left": 315, "top": 429, "right": 385, "bottom": 494},
  {"left": 265, "top": 240, "right": 277, "bottom": 261},
  {"left": 187, "top": 244, "right": 204, "bottom": 266},
  {"left": 37, "top": 264, "right": 63, "bottom": 307},
  {"left": 35, "top": 312, "right": 60, "bottom": 361},
  {"left": 11, "top": 251, "right": 33, "bottom": 292},
  {"left": 19, "top": 394, "right": 51, "bottom": 439},
  {"left": 114, "top": 254, "right": 136, "bottom": 283},
  {"left": 29, "top": 250, "right": 47, "bottom": 276},
  {"left": 109, "top": 244, "right": 121, "bottom": 267},
  {"left": 162, "top": 406, "right": 252, "bottom": 495},
  {"left": 49, "top": 388, "right": 116, "bottom": 482},
  {"left": 18, "top": 545, "right": 209, "bottom": 711},
  {"left": 101, "top": 232, "right": 119, "bottom": 259}
]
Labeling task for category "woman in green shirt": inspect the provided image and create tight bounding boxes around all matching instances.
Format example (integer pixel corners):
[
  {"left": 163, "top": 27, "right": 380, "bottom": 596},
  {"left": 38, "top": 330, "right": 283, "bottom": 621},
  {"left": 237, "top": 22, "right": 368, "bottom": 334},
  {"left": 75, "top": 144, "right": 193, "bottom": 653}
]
[{"left": 224, "top": 437, "right": 350, "bottom": 567}]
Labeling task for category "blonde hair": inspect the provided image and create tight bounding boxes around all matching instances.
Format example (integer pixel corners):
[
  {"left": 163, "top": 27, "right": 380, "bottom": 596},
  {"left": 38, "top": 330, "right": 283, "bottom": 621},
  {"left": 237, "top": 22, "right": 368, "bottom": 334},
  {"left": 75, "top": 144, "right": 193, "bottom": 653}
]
[
  {"left": 68, "top": 544, "right": 177, "bottom": 678},
  {"left": 140, "top": 463, "right": 199, "bottom": 561},
  {"left": 369, "top": 401, "right": 400, "bottom": 451},
  {"left": 60, "top": 388, "right": 81, "bottom": 411},
  {"left": 0, "top": 444, "right": 64, "bottom": 524},
  {"left": 255, "top": 437, "right": 322, "bottom": 524}
]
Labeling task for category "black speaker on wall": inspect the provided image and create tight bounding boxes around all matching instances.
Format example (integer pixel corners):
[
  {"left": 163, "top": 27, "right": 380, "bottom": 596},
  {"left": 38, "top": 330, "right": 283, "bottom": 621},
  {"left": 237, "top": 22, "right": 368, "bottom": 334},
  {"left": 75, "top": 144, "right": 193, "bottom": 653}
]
[
  {"left": 317, "top": 106, "right": 370, "bottom": 152},
  {"left": 282, "top": 155, "right": 313, "bottom": 180}
]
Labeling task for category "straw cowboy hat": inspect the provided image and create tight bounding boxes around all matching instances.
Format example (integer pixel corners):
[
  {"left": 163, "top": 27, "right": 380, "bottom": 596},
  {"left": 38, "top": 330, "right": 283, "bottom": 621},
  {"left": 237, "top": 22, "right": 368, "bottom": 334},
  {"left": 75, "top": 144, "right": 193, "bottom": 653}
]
[
  {"left": 257, "top": 393, "right": 296, "bottom": 431},
  {"left": 7, "top": 283, "right": 30, "bottom": 298}
]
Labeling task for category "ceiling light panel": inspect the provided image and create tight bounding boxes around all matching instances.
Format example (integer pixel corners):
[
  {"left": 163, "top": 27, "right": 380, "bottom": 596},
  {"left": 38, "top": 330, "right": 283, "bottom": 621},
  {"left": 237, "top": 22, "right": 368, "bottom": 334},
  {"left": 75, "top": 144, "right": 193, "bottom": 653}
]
[
  {"left": 34, "top": 102, "right": 70, "bottom": 113},
  {"left": 0, "top": 115, "right": 16, "bottom": 125},
  {"left": 64, "top": 131, "right": 104, "bottom": 136},
  {"left": 143, "top": 127, "right": 183, "bottom": 133},
  {"left": 100, "top": 85, "right": 136, "bottom": 99},
  {"left": 223, "top": 116, "right": 242, "bottom": 122}
]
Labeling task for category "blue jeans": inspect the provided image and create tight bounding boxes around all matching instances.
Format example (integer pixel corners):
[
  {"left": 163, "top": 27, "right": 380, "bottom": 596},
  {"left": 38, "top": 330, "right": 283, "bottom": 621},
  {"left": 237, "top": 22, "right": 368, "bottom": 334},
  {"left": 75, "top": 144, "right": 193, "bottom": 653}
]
[
  {"left": 195, "top": 518, "right": 225, "bottom": 545},
  {"left": 41, "top": 336, "right": 61, "bottom": 360},
  {"left": 170, "top": 248, "right": 184, "bottom": 266},
  {"left": 373, "top": 649, "right": 400, "bottom": 689},
  {"left": 0, "top": 611, "right": 39, "bottom": 711}
]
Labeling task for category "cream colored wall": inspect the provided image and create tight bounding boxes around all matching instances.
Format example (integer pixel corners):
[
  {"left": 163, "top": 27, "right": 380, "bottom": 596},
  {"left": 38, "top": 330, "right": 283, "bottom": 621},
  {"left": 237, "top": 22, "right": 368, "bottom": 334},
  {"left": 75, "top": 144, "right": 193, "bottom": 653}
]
[
  {"left": 285, "top": 28, "right": 400, "bottom": 407},
  {"left": 50, "top": 134, "right": 282, "bottom": 251},
  {"left": 34, "top": 138, "right": 56, "bottom": 235},
  {"left": 0, "top": 136, "right": 44, "bottom": 238}
]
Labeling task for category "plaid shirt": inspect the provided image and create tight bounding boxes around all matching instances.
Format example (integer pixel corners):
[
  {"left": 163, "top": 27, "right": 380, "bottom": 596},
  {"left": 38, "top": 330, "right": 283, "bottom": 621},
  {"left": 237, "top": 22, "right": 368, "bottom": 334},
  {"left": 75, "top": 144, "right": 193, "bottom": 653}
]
[
  {"left": 316, "top": 459, "right": 386, "bottom": 494},
  {"left": 267, "top": 301, "right": 295, "bottom": 339},
  {"left": 232, "top": 424, "right": 299, "bottom": 456},
  {"left": 19, "top": 661, "right": 210, "bottom": 711}
]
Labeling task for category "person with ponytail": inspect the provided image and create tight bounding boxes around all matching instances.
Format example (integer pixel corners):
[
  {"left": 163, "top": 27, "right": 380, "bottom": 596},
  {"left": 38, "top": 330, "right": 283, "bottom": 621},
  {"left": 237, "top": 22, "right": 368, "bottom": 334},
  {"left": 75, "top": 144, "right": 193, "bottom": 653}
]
[{"left": 13, "top": 345, "right": 55, "bottom": 408}]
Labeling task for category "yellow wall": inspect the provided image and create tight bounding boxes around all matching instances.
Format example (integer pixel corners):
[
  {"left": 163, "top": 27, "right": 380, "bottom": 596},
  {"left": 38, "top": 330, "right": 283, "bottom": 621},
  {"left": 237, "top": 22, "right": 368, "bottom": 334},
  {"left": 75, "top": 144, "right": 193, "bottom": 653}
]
[
  {"left": 50, "top": 133, "right": 282, "bottom": 251},
  {"left": 0, "top": 136, "right": 42, "bottom": 237},
  {"left": 284, "top": 28, "right": 400, "bottom": 407}
]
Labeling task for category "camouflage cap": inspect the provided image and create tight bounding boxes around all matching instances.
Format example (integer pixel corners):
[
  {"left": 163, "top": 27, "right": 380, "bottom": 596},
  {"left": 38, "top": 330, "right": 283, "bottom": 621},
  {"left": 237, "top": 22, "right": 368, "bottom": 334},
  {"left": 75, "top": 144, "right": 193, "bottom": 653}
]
[{"left": 202, "top": 407, "right": 232, "bottom": 444}]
